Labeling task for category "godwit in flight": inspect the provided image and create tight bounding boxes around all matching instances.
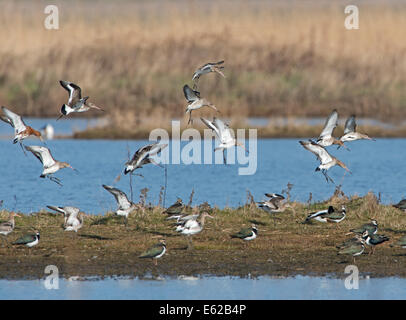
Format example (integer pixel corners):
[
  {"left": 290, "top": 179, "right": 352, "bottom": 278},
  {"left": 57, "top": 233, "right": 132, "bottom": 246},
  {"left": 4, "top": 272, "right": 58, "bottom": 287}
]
[
  {"left": 231, "top": 224, "right": 258, "bottom": 241},
  {"left": 102, "top": 185, "right": 140, "bottom": 226},
  {"left": 47, "top": 205, "right": 81, "bottom": 229},
  {"left": 393, "top": 199, "right": 406, "bottom": 212},
  {"left": 315, "top": 109, "right": 348, "bottom": 149},
  {"left": 177, "top": 212, "right": 213, "bottom": 250},
  {"left": 201, "top": 117, "right": 248, "bottom": 164},
  {"left": 304, "top": 205, "right": 346, "bottom": 223},
  {"left": 257, "top": 193, "right": 294, "bottom": 214},
  {"left": 57, "top": 80, "right": 103, "bottom": 120},
  {"left": 124, "top": 142, "right": 168, "bottom": 175},
  {"left": 192, "top": 60, "right": 225, "bottom": 89},
  {"left": 139, "top": 239, "right": 166, "bottom": 266},
  {"left": 183, "top": 85, "right": 218, "bottom": 125},
  {"left": 0, "top": 212, "right": 20, "bottom": 247},
  {"left": 339, "top": 115, "right": 375, "bottom": 146},
  {"left": 299, "top": 140, "right": 351, "bottom": 184},
  {"left": 25, "top": 146, "right": 77, "bottom": 185},
  {"left": 0, "top": 106, "right": 44, "bottom": 153}
]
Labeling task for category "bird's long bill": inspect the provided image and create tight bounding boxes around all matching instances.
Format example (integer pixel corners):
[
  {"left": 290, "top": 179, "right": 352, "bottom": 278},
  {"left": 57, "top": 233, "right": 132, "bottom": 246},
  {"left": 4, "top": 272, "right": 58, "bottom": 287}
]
[
  {"left": 56, "top": 114, "right": 64, "bottom": 121},
  {"left": 69, "top": 165, "right": 79, "bottom": 173},
  {"left": 215, "top": 68, "right": 226, "bottom": 78}
]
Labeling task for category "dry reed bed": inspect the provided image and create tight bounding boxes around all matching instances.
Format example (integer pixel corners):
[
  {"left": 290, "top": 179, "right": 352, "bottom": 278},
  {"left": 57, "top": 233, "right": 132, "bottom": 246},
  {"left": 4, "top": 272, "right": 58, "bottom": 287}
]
[{"left": 0, "top": 1, "right": 406, "bottom": 125}]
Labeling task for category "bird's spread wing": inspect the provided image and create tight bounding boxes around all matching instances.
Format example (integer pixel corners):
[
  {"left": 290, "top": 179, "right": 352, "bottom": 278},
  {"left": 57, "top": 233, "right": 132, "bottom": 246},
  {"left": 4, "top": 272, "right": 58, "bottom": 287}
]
[
  {"left": 300, "top": 140, "right": 333, "bottom": 164},
  {"left": 25, "top": 146, "right": 56, "bottom": 167},
  {"left": 213, "top": 118, "right": 234, "bottom": 143},
  {"left": 201, "top": 117, "right": 220, "bottom": 138},
  {"left": 60, "top": 80, "right": 82, "bottom": 106},
  {"left": 183, "top": 85, "right": 200, "bottom": 102},
  {"left": 319, "top": 110, "right": 338, "bottom": 139},
  {"left": 1, "top": 106, "right": 26, "bottom": 133},
  {"left": 344, "top": 115, "right": 356, "bottom": 134},
  {"left": 103, "top": 185, "right": 132, "bottom": 209}
]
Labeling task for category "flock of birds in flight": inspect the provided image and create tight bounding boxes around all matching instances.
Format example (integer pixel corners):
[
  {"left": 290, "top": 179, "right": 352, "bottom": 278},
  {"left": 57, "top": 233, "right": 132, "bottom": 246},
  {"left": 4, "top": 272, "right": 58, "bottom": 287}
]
[{"left": 0, "top": 60, "right": 405, "bottom": 263}]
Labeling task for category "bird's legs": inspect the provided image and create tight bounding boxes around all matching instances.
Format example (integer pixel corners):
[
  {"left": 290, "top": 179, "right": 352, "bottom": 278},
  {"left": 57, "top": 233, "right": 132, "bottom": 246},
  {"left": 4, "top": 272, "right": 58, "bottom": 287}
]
[
  {"left": 322, "top": 170, "right": 335, "bottom": 184},
  {"left": 186, "top": 236, "right": 194, "bottom": 250},
  {"left": 154, "top": 258, "right": 158, "bottom": 266},
  {"left": 187, "top": 111, "right": 193, "bottom": 126},
  {"left": 19, "top": 142, "right": 28, "bottom": 156},
  {"left": 223, "top": 149, "right": 227, "bottom": 165},
  {"left": 48, "top": 176, "right": 63, "bottom": 186}
]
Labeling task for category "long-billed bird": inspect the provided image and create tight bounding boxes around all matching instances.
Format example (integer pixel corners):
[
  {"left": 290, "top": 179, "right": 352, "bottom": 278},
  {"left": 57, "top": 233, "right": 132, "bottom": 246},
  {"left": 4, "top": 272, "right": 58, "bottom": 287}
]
[
  {"left": 192, "top": 60, "right": 225, "bottom": 89},
  {"left": 339, "top": 115, "right": 375, "bottom": 146},
  {"left": 124, "top": 142, "right": 168, "bottom": 175},
  {"left": 183, "top": 85, "right": 218, "bottom": 125},
  {"left": 315, "top": 109, "right": 348, "bottom": 149}
]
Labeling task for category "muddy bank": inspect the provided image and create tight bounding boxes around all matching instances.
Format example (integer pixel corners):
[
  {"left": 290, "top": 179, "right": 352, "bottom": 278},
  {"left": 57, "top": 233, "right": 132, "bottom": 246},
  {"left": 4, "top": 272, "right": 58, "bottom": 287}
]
[{"left": 1, "top": 194, "right": 406, "bottom": 280}]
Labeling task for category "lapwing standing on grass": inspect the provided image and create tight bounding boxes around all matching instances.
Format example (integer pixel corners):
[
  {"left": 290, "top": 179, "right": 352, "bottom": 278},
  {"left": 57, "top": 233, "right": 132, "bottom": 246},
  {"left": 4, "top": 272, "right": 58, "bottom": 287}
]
[
  {"left": 102, "top": 185, "right": 140, "bottom": 226},
  {"left": 304, "top": 205, "right": 346, "bottom": 223},
  {"left": 0, "top": 106, "right": 44, "bottom": 154},
  {"left": 314, "top": 109, "right": 348, "bottom": 150},
  {"left": 25, "top": 146, "right": 78, "bottom": 186},
  {"left": 299, "top": 140, "right": 351, "bottom": 184},
  {"left": 337, "top": 233, "right": 366, "bottom": 263},
  {"left": 58, "top": 80, "right": 104, "bottom": 120},
  {"left": 163, "top": 198, "right": 184, "bottom": 217},
  {"left": 0, "top": 212, "right": 20, "bottom": 247},
  {"left": 201, "top": 117, "right": 248, "bottom": 164},
  {"left": 231, "top": 225, "right": 258, "bottom": 241},
  {"left": 393, "top": 199, "right": 406, "bottom": 212},
  {"left": 124, "top": 142, "right": 168, "bottom": 175},
  {"left": 337, "top": 231, "right": 369, "bottom": 249},
  {"left": 349, "top": 220, "right": 378, "bottom": 236},
  {"left": 13, "top": 232, "right": 40, "bottom": 255},
  {"left": 139, "top": 239, "right": 166, "bottom": 266},
  {"left": 363, "top": 233, "right": 389, "bottom": 255},
  {"left": 183, "top": 85, "right": 218, "bottom": 125},
  {"left": 339, "top": 115, "right": 375, "bottom": 147},
  {"left": 192, "top": 60, "right": 225, "bottom": 89}
]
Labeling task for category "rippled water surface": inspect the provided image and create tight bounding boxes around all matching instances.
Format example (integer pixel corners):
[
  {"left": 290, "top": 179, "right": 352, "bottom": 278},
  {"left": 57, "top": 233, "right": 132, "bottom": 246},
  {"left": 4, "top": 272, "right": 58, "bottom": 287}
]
[
  {"left": 0, "top": 136, "right": 405, "bottom": 213},
  {"left": 1, "top": 276, "right": 405, "bottom": 299}
]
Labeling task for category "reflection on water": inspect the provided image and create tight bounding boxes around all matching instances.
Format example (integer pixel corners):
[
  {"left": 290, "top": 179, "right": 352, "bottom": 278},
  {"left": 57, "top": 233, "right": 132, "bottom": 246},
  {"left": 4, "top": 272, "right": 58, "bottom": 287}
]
[
  {"left": 0, "top": 138, "right": 406, "bottom": 213},
  {"left": 0, "top": 276, "right": 405, "bottom": 299}
]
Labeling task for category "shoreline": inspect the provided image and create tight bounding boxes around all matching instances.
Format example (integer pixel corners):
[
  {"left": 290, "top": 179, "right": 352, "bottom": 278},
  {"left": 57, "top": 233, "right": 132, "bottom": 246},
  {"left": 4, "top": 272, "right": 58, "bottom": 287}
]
[{"left": 1, "top": 193, "right": 406, "bottom": 280}]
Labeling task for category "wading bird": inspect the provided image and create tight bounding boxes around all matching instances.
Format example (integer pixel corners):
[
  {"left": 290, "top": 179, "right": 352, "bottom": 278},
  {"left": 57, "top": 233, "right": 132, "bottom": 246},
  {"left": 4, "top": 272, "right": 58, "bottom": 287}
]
[
  {"left": 124, "top": 142, "right": 168, "bottom": 175},
  {"left": 183, "top": 85, "right": 218, "bottom": 125},
  {"left": 177, "top": 212, "right": 213, "bottom": 250},
  {"left": 299, "top": 140, "right": 351, "bottom": 184},
  {"left": 47, "top": 206, "right": 82, "bottom": 230},
  {"left": 0, "top": 212, "right": 20, "bottom": 247},
  {"left": 139, "top": 239, "right": 166, "bottom": 266},
  {"left": 393, "top": 199, "right": 406, "bottom": 212},
  {"left": 350, "top": 220, "right": 378, "bottom": 236},
  {"left": 315, "top": 109, "right": 348, "bottom": 149},
  {"left": 305, "top": 205, "right": 346, "bottom": 223},
  {"left": 257, "top": 193, "right": 294, "bottom": 214},
  {"left": 363, "top": 233, "right": 389, "bottom": 255},
  {"left": 0, "top": 106, "right": 44, "bottom": 153},
  {"left": 231, "top": 224, "right": 258, "bottom": 241},
  {"left": 58, "top": 80, "right": 103, "bottom": 120},
  {"left": 13, "top": 232, "right": 40, "bottom": 254},
  {"left": 200, "top": 117, "right": 248, "bottom": 164},
  {"left": 25, "top": 146, "right": 77, "bottom": 186},
  {"left": 102, "top": 185, "right": 140, "bottom": 226},
  {"left": 337, "top": 234, "right": 366, "bottom": 263},
  {"left": 339, "top": 115, "right": 375, "bottom": 146},
  {"left": 192, "top": 60, "right": 225, "bottom": 89}
]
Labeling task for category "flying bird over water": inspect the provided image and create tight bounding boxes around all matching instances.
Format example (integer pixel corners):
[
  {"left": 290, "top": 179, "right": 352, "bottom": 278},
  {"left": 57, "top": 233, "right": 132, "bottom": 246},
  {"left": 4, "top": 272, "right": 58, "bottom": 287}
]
[
  {"left": 192, "top": 60, "right": 225, "bottom": 89},
  {"left": 315, "top": 109, "right": 348, "bottom": 150},
  {"left": 339, "top": 115, "right": 375, "bottom": 146},
  {"left": 58, "top": 80, "right": 103, "bottom": 120},
  {"left": 200, "top": 117, "right": 248, "bottom": 164},
  {"left": 0, "top": 106, "right": 44, "bottom": 153},
  {"left": 124, "top": 142, "right": 168, "bottom": 175},
  {"left": 25, "top": 146, "right": 77, "bottom": 186},
  {"left": 183, "top": 85, "right": 218, "bottom": 125},
  {"left": 299, "top": 140, "right": 351, "bottom": 184}
]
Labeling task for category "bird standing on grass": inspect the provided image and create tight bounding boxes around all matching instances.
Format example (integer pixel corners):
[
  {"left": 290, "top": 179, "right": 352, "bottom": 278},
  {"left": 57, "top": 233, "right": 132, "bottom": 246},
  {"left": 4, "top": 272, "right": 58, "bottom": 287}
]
[
  {"left": 231, "top": 224, "right": 258, "bottom": 241},
  {"left": 139, "top": 239, "right": 166, "bottom": 266},
  {"left": 13, "top": 231, "right": 40, "bottom": 255},
  {"left": 0, "top": 212, "right": 20, "bottom": 247}
]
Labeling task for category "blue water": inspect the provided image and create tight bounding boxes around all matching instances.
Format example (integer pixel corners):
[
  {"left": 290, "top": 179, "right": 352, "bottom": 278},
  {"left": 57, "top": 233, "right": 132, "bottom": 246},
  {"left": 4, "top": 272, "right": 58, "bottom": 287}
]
[
  {"left": 0, "top": 276, "right": 405, "bottom": 299},
  {"left": 0, "top": 138, "right": 405, "bottom": 213}
]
